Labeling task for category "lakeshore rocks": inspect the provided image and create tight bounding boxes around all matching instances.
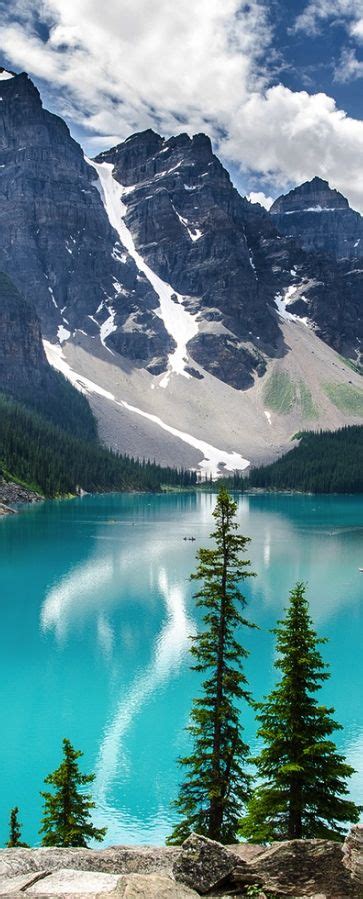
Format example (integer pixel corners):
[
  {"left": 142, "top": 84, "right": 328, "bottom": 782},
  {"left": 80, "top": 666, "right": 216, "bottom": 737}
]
[
  {"left": 0, "top": 478, "right": 42, "bottom": 507},
  {"left": 343, "top": 824, "right": 363, "bottom": 885},
  {"left": 0, "top": 846, "right": 179, "bottom": 881},
  {"left": 172, "top": 833, "right": 241, "bottom": 894},
  {"left": 0, "top": 830, "right": 362, "bottom": 897},
  {"left": 249, "top": 838, "right": 360, "bottom": 897},
  {"left": 0, "top": 503, "right": 16, "bottom": 516}
]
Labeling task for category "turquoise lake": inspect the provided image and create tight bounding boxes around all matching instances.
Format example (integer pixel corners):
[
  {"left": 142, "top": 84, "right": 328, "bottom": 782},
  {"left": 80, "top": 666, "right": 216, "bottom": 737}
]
[{"left": 0, "top": 492, "right": 363, "bottom": 847}]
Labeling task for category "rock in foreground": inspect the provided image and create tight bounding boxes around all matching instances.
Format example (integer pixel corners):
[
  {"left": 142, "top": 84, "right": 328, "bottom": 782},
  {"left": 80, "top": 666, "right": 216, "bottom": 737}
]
[{"left": 0, "top": 829, "right": 362, "bottom": 896}]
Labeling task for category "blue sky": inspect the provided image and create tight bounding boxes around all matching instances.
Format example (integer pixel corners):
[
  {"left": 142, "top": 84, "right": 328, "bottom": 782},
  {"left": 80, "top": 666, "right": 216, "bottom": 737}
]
[{"left": 1, "top": 0, "right": 363, "bottom": 210}]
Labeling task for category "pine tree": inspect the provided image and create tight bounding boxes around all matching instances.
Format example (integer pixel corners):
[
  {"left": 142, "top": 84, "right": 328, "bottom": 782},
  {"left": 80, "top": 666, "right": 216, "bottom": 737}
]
[
  {"left": 240, "top": 582, "right": 361, "bottom": 843},
  {"left": 40, "top": 738, "right": 106, "bottom": 847},
  {"left": 167, "top": 487, "right": 255, "bottom": 844},
  {"left": 7, "top": 806, "right": 27, "bottom": 847}
]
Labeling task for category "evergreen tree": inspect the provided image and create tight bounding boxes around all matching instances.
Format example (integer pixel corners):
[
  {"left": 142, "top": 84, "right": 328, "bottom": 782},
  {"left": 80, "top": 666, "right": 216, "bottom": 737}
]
[
  {"left": 240, "top": 582, "right": 361, "bottom": 843},
  {"left": 40, "top": 739, "right": 106, "bottom": 847},
  {"left": 167, "top": 488, "right": 255, "bottom": 844},
  {"left": 7, "top": 806, "right": 27, "bottom": 847}
]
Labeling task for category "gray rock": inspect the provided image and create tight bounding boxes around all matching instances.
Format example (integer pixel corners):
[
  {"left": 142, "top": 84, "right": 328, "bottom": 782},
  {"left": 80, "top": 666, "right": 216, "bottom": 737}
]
[
  {"left": 24, "top": 868, "right": 121, "bottom": 894},
  {"left": 172, "top": 833, "right": 241, "bottom": 894},
  {"left": 0, "top": 871, "right": 50, "bottom": 894},
  {"left": 250, "top": 839, "right": 359, "bottom": 897},
  {"left": 0, "top": 869, "right": 199, "bottom": 898},
  {"left": 112, "top": 873, "right": 199, "bottom": 898},
  {"left": 343, "top": 824, "right": 363, "bottom": 885},
  {"left": 0, "top": 846, "right": 179, "bottom": 880}
]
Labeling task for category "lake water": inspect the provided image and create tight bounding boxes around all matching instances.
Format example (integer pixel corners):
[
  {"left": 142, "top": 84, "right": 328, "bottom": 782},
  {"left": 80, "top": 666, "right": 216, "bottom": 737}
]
[{"left": 0, "top": 492, "right": 363, "bottom": 847}]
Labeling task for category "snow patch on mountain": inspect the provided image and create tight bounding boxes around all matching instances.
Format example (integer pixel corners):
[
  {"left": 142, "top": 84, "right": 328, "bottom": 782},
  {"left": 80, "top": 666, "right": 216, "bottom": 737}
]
[
  {"left": 87, "top": 158, "right": 199, "bottom": 387},
  {"left": 57, "top": 325, "right": 71, "bottom": 344},
  {"left": 0, "top": 70, "right": 14, "bottom": 81},
  {"left": 274, "top": 285, "right": 309, "bottom": 326},
  {"left": 43, "top": 340, "right": 249, "bottom": 479},
  {"left": 100, "top": 308, "right": 116, "bottom": 354}
]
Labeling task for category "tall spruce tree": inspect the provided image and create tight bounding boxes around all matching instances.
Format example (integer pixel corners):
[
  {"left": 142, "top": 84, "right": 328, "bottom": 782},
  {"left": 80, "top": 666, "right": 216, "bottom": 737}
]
[
  {"left": 7, "top": 807, "right": 27, "bottom": 847},
  {"left": 40, "top": 739, "right": 106, "bottom": 847},
  {"left": 240, "top": 582, "right": 361, "bottom": 843},
  {"left": 167, "top": 487, "right": 255, "bottom": 844}
]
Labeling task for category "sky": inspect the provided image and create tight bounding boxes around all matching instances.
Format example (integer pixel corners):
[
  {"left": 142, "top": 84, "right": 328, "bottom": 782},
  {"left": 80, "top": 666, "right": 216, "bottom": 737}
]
[{"left": 1, "top": 0, "right": 363, "bottom": 210}]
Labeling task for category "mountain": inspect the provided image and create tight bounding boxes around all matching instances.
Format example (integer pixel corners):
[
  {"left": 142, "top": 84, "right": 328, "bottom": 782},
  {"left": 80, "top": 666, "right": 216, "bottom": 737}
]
[
  {"left": 0, "top": 69, "right": 362, "bottom": 476},
  {"left": 0, "top": 271, "right": 96, "bottom": 439},
  {"left": 270, "top": 176, "right": 363, "bottom": 261}
]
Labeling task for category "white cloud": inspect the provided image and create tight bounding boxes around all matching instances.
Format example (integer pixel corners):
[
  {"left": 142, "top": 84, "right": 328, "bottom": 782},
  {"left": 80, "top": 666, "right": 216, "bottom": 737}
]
[
  {"left": 248, "top": 191, "right": 275, "bottom": 210},
  {"left": 295, "top": 1, "right": 363, "bottom": 39},
  {"left": 2, "top": 1, "right": 363, "bottom": 210},
  {"left": 334, "top": 46, "right": 363, "bottom": 81}
]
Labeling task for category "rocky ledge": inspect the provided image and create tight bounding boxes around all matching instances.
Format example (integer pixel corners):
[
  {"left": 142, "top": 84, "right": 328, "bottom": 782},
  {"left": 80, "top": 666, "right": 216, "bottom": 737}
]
[
  {"left": 0, "top": 829, "right": 362, "bottom": 897},
  {"left": 0, "top": 478, "right": 42, "bottom": 512}
]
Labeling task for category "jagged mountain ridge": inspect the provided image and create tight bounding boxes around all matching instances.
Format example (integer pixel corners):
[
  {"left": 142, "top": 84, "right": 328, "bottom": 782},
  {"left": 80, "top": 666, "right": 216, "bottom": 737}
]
[
  {"left": 0, "top": 71, "right": 172, "bottom": 375},
  {"left": 0, "top": 68, "right": 362, "bottom": 473},
  {"left": 0, "top": 69, "right": 362, "bottom": 384},
  {"left": 271, "top": 176, "right": 363, "bottom": 261}
]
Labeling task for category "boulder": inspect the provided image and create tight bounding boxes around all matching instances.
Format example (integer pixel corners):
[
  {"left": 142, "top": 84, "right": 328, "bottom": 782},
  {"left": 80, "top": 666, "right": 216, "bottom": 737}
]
[
  {"left": 0, "top": 869, "right": 199, "bottom": 898},
  {"left": 250, "top": 839, "right": 359, "bottom": 897},
  {"left": 0, "top": 846, "right": 179, "bottom": 880},
  {"left": 343, "top": 825, "right": 363, "bottom": 885},
  {"left": 172, "top": 833, "right": 241, "bottom": 894},
  {"left": 114, "top": 873, "right": 199, "bottom": 898},
  {"left": 15, "top": 868, "right": 120, "bottom": 895}
]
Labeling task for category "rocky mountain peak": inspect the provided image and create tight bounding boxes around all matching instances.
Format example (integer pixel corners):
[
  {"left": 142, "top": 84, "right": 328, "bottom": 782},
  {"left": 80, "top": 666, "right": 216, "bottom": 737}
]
[
  {"left": 270, "top": 175, "right": 363, "bottom": 260},
  {"left": 270, "top": 176, "right": 349, "bottom": 214}
]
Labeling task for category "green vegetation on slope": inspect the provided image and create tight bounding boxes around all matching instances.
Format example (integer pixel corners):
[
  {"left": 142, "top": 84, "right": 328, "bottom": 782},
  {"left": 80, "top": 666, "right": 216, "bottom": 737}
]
[
  {"left": 298, "top": 379, "right": 318, "bottom": 420},
  {"left": 263, "top": 370, "right": 296, "bottom": 414},
  {"left": 0, "top": 393, "right": 196, "bottom": 497},
  {"left": 324, "top": 383, "right": 363, "bottom": 416},
  {"left": 243, "top": 426, "right": 363, "bottom": 494}
]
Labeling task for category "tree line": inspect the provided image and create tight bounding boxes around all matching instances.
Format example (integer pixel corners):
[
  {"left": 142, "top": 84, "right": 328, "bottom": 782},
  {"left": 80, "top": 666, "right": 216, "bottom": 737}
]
[
  {"left": 5, "top": 489, "right": 360, "bottom": 849},
  {"left": 229, "top": 426, "right": 363, "bottom": 494},
  {"left": 0, "top": 393, "right": 196, "bottom": 496}
]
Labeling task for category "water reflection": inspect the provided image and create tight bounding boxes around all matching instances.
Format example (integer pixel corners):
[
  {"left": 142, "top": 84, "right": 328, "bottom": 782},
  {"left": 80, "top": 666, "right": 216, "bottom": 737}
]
[{"left": 93, "top": 565, "right": 196, "bottom": 839}]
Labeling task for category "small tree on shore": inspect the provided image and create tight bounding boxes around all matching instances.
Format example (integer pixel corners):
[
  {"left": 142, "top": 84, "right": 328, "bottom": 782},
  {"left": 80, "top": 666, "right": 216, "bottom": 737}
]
[
  {"left": 240, "top": 582, "right": 361, "bottom": 842},
  {"left": 7, "top": 806, "right": 28, "bottom": 847},
  {"left": 40, "top": 738, "right": 106, "bottom": 847},
  {"left": 167, "top": 487, "right": 256, "bottom": 844}
]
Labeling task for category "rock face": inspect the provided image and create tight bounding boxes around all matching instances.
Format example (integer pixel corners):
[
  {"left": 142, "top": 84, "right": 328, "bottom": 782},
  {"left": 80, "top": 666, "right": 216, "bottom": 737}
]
[
  {"left": 0, "top": 71, "right": 171, "bottom": 376},
  {"left": 343, "top": 824, "right": 363, "bottom": 885},
  {"left": 0, "top": 271, "right": 97, "bottom": 438},
  {"left": 96, "top": 131, "right": 291, "bottom": 388},
  {"left": 0, "top": 69, "right": 362, "bottom": 401},
  {"left": 0, "top": 833, "right": 361, "bottom": 897},
  {"left": 0, "top": 271, "right": 48, "bottom": 395},
  {"left": 96, "top": 137, "right": 363, "bottom": 380},
  {"left": 250, "top": 838, "right": 360, "bottom": 897},
  {"left": 172, "top": 833, "right": 241, "bottom": 894},
  {"left": 270, "top": 176, "right": 363, "bottom": 261}
]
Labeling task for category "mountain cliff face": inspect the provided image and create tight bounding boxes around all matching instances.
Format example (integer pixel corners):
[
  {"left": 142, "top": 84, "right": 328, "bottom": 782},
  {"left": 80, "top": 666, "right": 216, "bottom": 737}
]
[
  {"left": 0, "top": 69, "right": 362, "bottom": 471},
  {"left": 0, "top": 271, "right": 96, "bottom": 439},
  {"left": 0, "top": 71, "right": 172, "bottom": 375},
  {"left": 95, "top": 129, "right": 295, "bottom": 387},
  {"left": 270, "top": 176, "right": 363, "bottom": 261},
  {"left": 0, "top": 271, "right": 47, "bottom": 392}
]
